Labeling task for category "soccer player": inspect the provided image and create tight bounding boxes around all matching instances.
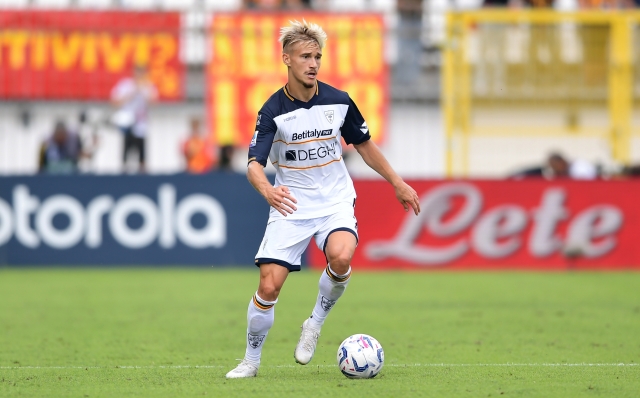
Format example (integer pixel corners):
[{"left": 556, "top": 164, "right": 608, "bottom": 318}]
[{"left": 226, "top": 20, "right": 421, "bottom": 378}]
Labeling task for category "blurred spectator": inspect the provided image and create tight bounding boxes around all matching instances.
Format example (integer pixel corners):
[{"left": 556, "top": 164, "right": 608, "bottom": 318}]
[
  {"left": 510, "top": 152, "right": 598, "bottom": 180},
  {"left": 219, "top": 145, "right": 235, "bottom": 171},
  {"left": 489, "top": 0, "right": 640, "bottom": 7},
  {"left": 509, "top": 164, "right": 545, "bottom": 179},
  {"left": 110, "top": 65, "right": 158, "bottom": 173},
  {"left": 242, "top": 0, "right": 281, "bottom": 8},
  {"left": 286, "top": 0, "right": 310, "bottom": 9},
  {"left": 396, "top": 0, "right": 423, "bottom": 84},
  {"left": 620, "top": 165, "right": 640, "bottom": 177},
  {"left": 182, "top": 117, "right": 215, "bottom": 174},
  {"left": 77, "top": 109, "right": 100, "bottom": 174},
  {"left": 483, "top": 0, "right": 517, "bottom": 7},
  {"left": 242, "top": 0, "right": 309, "bottom": 9},
  {"left": 39, "top": 121, "right": 82, "bottom": 175},
  {"left": 577, "top": 0, "right": 631, "bottom": 8},
  {"left": 548, "top": 153, "right": 597, "bottom": 179},
  {"left": 483, "top": 0, "right": 553, "bottom": 6}
]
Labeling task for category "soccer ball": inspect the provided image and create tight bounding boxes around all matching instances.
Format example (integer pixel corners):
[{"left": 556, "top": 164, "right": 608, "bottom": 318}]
[{"left": 336, "top": 334, "right": 384, "bottom": 379}]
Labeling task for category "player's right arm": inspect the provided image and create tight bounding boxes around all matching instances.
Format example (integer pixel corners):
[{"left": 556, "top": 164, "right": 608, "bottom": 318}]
[
  {"left": 247, "top": 163, "right": 297, "bottom": 217},
  {"left": 247, "top": 111, "right": 298, "bottom": 217}
]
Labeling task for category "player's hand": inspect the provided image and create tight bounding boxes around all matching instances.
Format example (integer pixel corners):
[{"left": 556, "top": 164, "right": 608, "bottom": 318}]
[
  {"left": 394, "top": 181, "right": 420, "bottom": 215},
  {"left": 265, "top": 185, "right": 298, "bottom": 217}
]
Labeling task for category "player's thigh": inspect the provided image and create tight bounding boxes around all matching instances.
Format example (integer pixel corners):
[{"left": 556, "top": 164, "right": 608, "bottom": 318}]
[
  {"left": 255, "top": 219, "right": 315, "bottom": 273},
  {"left": 315, "top": 208, "right": 358, "bottom": 272}
]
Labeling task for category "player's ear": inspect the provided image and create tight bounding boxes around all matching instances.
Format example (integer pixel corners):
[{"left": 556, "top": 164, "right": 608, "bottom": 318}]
[{"left": 282, "top": 52, "right": 291, "bottom": 67}]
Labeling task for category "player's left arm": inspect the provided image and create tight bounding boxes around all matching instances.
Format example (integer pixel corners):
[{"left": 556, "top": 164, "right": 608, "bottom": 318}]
[
  {"left": 354, "top": 140, "right": 420, "bottom": 215},
  {"left": 342, "top": 95, "right": 420, "bottom": 215}
]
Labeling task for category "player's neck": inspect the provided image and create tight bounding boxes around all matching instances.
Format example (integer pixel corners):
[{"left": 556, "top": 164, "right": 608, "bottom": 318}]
[{"left": 286, "top": 80, "right": 316, "bottom": 103}]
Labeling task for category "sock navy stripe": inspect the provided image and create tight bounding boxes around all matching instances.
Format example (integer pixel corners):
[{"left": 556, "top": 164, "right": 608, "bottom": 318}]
[
  {"left": 253, "top": 295, "right": 274, "bottom": 310},
  {"left": 326, "top": 266, "right": 351, "bottom": 283}
]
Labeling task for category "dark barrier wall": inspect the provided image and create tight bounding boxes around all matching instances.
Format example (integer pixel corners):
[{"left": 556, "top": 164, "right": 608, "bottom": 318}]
[{"left": 0, "top": 173, "right": 271, "bottom": 266}]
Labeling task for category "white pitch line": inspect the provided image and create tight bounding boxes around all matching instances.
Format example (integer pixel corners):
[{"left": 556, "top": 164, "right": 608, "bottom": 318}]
[
  {"left": 275, "top": 363, "right": 638, "bottom": 368},
  {"left": 0, "top": 363, "right": 637, "bottom": 370},
  {"left": 396, "top": 363, "right": 638, "bottom": 367}
]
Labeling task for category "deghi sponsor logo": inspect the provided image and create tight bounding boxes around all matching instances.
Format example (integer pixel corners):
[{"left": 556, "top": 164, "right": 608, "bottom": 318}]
[
  {"left": 285, "top": 142, "right": 337, "bottom": 162},
  {"left": 291, "top": 129, "right": 332, "bottom": 141}
]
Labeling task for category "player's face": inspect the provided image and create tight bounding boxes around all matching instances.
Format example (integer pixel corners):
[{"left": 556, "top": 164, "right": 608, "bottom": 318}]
[{"left": 284, "top": 41, "right": 322, "bottom": 89}]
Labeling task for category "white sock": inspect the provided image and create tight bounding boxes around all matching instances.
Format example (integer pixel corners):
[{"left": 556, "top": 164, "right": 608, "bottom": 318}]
[
  {"left": 244, "top": 292, "right": 276, "bottom": 364},
  {"left": 308, "top": 264, "right": 351, "bottom": 329}
]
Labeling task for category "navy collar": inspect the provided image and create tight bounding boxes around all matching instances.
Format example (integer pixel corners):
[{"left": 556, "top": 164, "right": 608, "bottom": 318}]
[{"left": 283, "top": 82, "right": 319, "bottom": 109}]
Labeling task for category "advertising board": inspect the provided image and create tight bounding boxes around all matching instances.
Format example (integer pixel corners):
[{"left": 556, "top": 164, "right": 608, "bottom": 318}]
[
  {"left": 308, "top": 180, "right": 640, "bottom": 270},
  {"left": 0, "top": 11, "right": 182, "bottom": 100},
  {"left": 5, "top": 177, "right": 638, "bottom": 269},
  {"left": 0, "top": 174, "right": 269, "bottom": 265}
]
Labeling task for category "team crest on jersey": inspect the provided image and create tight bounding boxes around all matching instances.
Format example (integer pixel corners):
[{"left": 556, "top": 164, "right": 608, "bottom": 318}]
[
  {"left": 248, "top": 333, "right": 266, "bottom": 349},
  {"left": 256, "top": 114, "right": 262, "bottom": 126},
  {"left": 324, "top": 110, "right": 334, "bottom": 124}
]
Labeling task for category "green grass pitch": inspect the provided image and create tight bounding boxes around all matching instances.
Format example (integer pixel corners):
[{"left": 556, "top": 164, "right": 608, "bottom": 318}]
[{"left": 0, "top": 269, "right": 639, "bottom": 397}]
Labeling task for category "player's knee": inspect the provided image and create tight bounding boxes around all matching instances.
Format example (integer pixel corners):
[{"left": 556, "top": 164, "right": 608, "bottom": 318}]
[
  {"left": 329, "top": 252, "right": 352, "bottom": 274},
  {"left": 258, "top": 282, "right": 281, "bottom": 301}
]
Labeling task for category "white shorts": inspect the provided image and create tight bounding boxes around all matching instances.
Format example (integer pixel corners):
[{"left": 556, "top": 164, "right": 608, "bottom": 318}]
[{"left": 255, "top": 205, "right": 358, "bottom": 272}]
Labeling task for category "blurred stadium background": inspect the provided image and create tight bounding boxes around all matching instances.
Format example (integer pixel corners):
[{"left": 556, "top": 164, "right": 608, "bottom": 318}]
[
  {"left": 6, "top": 0, "right": 640, "bottom": 179},
  {"left": 1, "top": 1, "right": 640, "bottom": 268}
]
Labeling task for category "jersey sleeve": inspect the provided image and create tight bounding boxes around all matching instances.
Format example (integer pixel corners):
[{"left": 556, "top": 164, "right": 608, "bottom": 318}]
[
  {"left": 248, "top": 111, "right": 277, "bottom": 167},
  {"left": 340, "top": 96, "right": 371, "bottom": 146}
]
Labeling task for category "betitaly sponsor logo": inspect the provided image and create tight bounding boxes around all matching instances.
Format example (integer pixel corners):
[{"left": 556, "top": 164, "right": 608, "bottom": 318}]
[{"left": 291, "top": 129, "right": 332, "bottom": 141}]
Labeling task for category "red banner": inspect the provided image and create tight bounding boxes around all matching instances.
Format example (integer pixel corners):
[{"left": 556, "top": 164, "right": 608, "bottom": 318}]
[
  {"left": 0, "top": 11, "right": 182, "bottom": 100},
  {"left": 208, "top": 13, "right": 388, "bottom": 146},
  {"left": 308, "top": 180, "right": 640, "bottom": 270}
]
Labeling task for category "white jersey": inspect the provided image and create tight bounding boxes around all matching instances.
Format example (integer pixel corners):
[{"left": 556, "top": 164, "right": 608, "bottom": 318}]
[
  {"left": 248, "top": 81, "right": 371, "bottom": 222},
  {"left": 110, "top": 78, "right": 157, "bottom": 138}
]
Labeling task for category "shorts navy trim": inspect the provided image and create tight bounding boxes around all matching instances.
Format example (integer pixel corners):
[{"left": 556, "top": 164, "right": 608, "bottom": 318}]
[
  {"left": 255, "top": 258, "right": 301, "bottom": 272},
  {"left": 322, "top": 228, "right": 359, "bottom": 257}
]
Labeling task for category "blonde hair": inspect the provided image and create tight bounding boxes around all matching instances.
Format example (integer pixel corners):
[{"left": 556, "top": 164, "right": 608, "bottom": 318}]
[{"left": 279, "top": 19, "right": 327, "bottom": 52}]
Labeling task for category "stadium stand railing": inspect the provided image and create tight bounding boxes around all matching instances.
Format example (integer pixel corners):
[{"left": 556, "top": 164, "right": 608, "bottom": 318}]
[{"left": 442, "top": 10, "right": 640, "bottom": 177}]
